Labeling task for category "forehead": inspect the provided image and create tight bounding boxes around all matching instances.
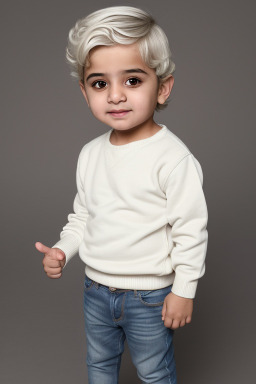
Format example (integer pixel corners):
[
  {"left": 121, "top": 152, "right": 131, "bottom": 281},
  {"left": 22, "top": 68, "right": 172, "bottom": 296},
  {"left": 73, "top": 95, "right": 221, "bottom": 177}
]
[{"left": 85, "top": 43, "right": 152, "bottom": 74}]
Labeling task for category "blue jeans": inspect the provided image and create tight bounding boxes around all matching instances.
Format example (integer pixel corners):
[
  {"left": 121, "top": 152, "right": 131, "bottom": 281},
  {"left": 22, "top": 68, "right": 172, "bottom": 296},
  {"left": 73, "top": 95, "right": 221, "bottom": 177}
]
[{"left": 83, "top": 274, "right": 177, "bottom": 384}]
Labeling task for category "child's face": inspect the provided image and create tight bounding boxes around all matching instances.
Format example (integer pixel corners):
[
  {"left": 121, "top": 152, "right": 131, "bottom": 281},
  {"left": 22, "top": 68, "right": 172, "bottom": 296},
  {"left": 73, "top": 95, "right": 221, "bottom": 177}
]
[{"left": 80, "top": 43, "right": 173, "bottom": 133}]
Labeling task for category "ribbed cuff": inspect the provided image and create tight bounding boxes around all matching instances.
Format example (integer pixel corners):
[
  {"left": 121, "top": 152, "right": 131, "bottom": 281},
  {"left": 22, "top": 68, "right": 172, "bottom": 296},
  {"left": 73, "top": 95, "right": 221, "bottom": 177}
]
[
  {"left": 171, "top": 276, "right": 198, "bottom": 299},
  {"left": 52, "top": 235, "right": 81, "bottom": 269}
]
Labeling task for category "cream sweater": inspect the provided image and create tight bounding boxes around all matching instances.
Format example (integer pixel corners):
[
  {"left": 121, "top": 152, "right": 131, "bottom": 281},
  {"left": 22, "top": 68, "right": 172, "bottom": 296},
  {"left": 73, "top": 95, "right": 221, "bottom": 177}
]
[{"left": 53, "top": 124, "right": 208, "bottom": 298}]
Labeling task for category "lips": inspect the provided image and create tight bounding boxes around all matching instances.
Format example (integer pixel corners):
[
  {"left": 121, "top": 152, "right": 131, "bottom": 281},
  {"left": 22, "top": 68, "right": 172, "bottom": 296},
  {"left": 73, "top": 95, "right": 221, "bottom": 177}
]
[
  {"left": 108, "top": 109, "right": 131, "bottom": 117},
  {"left": 109, "top": 109, "right": 129, "bottom": 113}
]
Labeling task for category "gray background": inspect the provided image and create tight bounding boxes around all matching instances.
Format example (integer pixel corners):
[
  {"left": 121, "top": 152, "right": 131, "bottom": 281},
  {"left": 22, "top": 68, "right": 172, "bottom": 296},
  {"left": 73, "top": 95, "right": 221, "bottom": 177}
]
[{"left": 1, "top": 0, "right": 255, "bottom": 383}]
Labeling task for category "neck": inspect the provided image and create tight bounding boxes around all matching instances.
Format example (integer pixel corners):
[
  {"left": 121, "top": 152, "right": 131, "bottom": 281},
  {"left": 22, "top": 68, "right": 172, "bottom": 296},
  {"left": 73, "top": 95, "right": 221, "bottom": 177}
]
[{"left": 110, "top": 121, "right": 161, "bottom": 146}]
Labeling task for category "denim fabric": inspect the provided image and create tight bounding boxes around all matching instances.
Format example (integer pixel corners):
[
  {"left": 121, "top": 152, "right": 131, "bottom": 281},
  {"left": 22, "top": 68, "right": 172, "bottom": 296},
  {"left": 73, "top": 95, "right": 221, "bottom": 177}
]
[{"left": 83, "top": 274, "right": 177, "bottom": 384}]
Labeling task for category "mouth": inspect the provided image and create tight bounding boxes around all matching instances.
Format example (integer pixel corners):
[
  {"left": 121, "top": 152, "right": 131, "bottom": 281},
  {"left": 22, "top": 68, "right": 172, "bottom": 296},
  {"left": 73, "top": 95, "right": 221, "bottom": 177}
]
[{"left": 108, "top": 110, "right": 131, "bottom": 117}]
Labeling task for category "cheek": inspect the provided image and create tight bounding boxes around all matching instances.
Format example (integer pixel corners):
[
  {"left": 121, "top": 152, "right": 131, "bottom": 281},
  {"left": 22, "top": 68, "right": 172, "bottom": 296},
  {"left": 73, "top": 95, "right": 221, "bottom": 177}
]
[
  {"left": 132, "top": 92, "right": 158, "bottom": 112},
  {"left": 88, "top": 97, "right": 105, "bottom": 112}
]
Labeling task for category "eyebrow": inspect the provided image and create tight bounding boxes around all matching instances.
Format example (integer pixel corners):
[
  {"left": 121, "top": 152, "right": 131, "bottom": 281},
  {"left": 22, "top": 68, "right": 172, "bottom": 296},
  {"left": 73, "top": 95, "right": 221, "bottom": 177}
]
[{"left": 85, "top": 68, "right": 148, "bottom": 82}]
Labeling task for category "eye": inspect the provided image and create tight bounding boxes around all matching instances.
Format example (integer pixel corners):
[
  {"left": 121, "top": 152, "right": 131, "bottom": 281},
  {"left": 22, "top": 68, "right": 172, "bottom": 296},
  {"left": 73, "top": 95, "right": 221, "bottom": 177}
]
[
  {"left": 92, "top": 80, "right": 107, "bottom": 89},
  {"left": 126, "top": 77, "right": 141, "bottom": 86}
]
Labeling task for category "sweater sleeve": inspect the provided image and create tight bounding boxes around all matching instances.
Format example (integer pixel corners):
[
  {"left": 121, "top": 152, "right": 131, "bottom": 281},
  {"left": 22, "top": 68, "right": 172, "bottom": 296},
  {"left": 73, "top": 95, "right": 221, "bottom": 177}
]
[
  {"left": 163, "top": 153, "right": 208, "bottom": 298},
  {"left": 52, "top": 151, "right": 89, "bottom": 268}
]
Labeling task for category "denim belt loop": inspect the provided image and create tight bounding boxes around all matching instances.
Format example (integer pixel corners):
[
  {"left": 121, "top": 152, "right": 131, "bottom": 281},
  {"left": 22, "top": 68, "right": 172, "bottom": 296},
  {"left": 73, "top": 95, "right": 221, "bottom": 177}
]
[{"left": 94, "top": 281, "right": 99, "bottom": 289}]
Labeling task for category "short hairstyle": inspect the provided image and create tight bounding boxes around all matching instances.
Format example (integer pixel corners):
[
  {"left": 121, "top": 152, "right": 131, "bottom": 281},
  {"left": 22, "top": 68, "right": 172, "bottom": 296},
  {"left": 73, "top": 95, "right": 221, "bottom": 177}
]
[{"left": 66, "top": 6, "right": 176, "bottom": 111}]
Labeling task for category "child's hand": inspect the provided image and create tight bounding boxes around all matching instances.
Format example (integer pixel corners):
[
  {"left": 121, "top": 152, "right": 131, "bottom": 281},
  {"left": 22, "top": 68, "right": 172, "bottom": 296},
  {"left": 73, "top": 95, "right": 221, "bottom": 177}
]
[
  {"left": 161, "top": 292, "right": 193, "bottom": 330},
  {"left": 35, "top": 242, "right": 66, "bottom": 279}
]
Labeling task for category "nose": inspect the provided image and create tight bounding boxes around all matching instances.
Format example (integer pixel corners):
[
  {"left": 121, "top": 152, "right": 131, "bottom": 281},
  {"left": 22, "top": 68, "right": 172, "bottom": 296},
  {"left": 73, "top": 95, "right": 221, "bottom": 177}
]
[{"left": 107, "top": 83, "right": 127, "bottom": 104}]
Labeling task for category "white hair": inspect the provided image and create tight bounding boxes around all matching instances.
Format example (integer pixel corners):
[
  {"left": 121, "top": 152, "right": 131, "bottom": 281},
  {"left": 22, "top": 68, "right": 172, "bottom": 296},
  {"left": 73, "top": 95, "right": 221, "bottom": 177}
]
[{"left": 66, "top": 6, "right": 176, "bottom": 111}]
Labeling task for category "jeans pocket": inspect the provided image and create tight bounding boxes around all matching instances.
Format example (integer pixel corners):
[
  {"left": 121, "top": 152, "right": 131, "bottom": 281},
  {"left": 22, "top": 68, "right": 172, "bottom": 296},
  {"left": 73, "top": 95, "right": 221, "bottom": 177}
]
[
  {"left": 84, "top": 275, "right": 94, "bottom": 291},
  {"left": 138, "top": 285, "right": 172, "bottom": 307}
]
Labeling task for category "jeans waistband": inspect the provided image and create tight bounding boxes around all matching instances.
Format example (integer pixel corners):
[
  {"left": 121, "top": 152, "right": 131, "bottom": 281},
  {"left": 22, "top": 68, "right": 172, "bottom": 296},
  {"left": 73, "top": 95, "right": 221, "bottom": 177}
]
[{"left": 90, "top": 278, "right": 137, "bottom": 293}]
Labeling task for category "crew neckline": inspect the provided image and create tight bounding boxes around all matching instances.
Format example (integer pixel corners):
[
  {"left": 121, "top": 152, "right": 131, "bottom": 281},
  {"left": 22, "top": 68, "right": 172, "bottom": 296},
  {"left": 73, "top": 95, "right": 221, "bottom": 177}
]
[{"left": 106, "top": 124, "right": 167, "bottom": 149}]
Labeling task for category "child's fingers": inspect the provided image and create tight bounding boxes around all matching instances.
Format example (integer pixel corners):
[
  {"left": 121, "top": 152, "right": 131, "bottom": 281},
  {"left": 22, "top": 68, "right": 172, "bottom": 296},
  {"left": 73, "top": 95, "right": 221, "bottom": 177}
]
[
  {"left": 36, "top": 243, "right": 65, "bottom": 279},
  {"left": 163, "top": 316, "right": 173, "bottom": 329},
  {"left": 170, "top": 319, "right": 180, "bottom": 330},
  {"left": 44, "top": 259, "right": 61, "bottom": 268},
  {"left": 161, "top": 301, "right": 166, "bottom": 320},
  {"left": 54, "top": 248, "right": 65, "bottom": 261},
  {"left": 35, "top": 242, "right": 51, "bottom": 254},
  {"left": 49, "top": 273, "right": 62, "bottom": 279},
  {"left": 179, "top": 319, "right": 186, "bottom": 327},
  {"left": 44, "top": 265, "right": 63, "bottom": 278},
  {"left": 162, "top": 299, "right": 174, "bottom": 326},
  {"left": 47, "top": 271, "right": 62, "bottom": 279}
]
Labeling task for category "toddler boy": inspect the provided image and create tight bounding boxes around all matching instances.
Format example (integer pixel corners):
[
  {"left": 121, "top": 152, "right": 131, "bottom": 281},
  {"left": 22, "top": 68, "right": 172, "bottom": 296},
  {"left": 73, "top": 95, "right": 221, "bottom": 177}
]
[{"left": 36, "top": 6, "right": 208, "bottom": 384}]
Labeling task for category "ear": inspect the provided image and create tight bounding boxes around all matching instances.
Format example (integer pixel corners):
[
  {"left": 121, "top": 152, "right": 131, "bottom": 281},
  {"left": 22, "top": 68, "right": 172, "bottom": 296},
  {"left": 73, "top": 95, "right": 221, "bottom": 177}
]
[
  {"left": 79, "top": 80, "right": 90, "bottom": 107},
  {"left": 157, "top": 75, "right": 174, "bottom": 105}
]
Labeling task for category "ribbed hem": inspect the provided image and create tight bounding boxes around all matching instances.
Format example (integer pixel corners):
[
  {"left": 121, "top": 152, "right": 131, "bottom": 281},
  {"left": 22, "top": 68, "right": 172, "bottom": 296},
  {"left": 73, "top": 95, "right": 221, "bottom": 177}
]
[
  {"left": 85, "top": 265, "right": 175, "bottom": 290},
  {"left": 52, "top": 235, "right": 81, "bottom": 269}
]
